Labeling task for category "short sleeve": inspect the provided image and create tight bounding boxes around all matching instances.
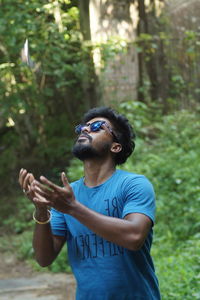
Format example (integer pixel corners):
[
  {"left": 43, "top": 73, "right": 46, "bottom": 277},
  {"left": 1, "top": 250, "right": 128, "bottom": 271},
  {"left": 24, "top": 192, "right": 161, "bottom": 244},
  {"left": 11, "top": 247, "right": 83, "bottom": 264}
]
[
  {"left": 50, "top": 208, "right": 69, "bottom": 238},
  {"left": 122, "top": 175, "right": 156, "bottom": 224}
]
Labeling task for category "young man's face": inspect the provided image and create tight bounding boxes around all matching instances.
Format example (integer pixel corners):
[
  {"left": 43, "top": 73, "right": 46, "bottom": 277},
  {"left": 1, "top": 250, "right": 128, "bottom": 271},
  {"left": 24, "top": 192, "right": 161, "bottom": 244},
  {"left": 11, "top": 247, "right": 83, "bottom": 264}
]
[{"left": 72, "top": 117, "right": 116, "bottom": 161}]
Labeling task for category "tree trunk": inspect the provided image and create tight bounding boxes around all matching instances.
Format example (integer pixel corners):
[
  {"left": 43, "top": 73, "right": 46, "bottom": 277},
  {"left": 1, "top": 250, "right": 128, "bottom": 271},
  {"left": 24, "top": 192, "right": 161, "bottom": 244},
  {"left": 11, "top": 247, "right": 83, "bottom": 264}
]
[
  {"left": 79, "top": 0, "right": 99, "bottom": 109},
  {"left": 136, "top": 0, "right": 170, "bottom": 107}
]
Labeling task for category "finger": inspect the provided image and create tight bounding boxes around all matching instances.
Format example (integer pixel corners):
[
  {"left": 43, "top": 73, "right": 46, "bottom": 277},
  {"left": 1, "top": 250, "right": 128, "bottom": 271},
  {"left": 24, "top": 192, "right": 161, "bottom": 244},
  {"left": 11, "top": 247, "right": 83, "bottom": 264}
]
[
  {"left": 33, "top": 197, "right": 51, "bottom": 206},
  {"left": 30, "top": 184, "right": 35, "bottom": 195},
  {"left": 33, "top": 185, "right": 51, "bottom": 198},
  {"left": 34, "top": 192, "right": 51, "bottom": 204},
  {"left": 29, "top": 173, "right": 35, "bottom": 184},
  {"left": 23, "top": 173, "right": 34, "bottom": 191},
  {"left": 20, "top": 170, "right": 30, "bottom": 189},
  {"left": 61, "top": 172, "right": 69, "bottom": 187},
  {"left": 19, "top": 169, "right": 27, "bottom": 186},
  {"left": 33, "top": 180, "right": 53, "bottom": 194},
  {"left": 33, "top": 191, "right": 52, "bottom": 207},
  {"left": 23, "top": 173, "right": 31, "bottom": 191},
  {"left": 40, "top": 176, "right": 61, "bottom": 192},
  {"left": 19, "top": 168, "right": 24, "bottom": 177},
  {"left": 19, "top": 168, "right": 26, "bottom": 175}
]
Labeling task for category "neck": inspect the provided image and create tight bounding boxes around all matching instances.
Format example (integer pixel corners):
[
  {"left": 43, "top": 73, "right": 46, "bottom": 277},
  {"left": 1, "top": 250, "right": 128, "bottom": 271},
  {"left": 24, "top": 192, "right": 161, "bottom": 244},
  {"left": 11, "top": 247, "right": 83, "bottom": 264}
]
[{"left": 83, "top": 158, "right": 116, "bottom": 187}]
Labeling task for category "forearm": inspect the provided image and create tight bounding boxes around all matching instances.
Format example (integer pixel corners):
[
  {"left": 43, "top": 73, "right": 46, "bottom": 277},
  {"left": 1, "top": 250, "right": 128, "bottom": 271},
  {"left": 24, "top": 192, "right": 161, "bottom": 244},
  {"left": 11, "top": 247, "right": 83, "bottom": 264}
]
[
  {"left": 31, "top": 176, "right": 150, "bottom": 251},
  {"left": 33, "top": 209, "right": 57, "bottom": 267},
  {"left": 69, "top": 201, "right": 143, "bottom": 251}
]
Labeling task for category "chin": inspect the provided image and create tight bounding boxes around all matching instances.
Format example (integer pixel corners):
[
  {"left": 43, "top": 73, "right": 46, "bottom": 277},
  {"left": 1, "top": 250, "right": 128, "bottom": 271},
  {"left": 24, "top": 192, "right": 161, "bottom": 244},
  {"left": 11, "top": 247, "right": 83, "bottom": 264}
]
[{"left": 72, "top": 143, "right": 99, "bottom": 161}]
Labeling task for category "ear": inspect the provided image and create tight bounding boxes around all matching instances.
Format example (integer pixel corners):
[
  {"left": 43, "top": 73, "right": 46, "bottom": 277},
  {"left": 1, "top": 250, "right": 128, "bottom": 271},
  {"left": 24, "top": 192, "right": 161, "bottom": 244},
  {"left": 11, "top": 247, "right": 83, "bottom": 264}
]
[{"left": 111, "top": 142, "right": 122, "bottom": 154}]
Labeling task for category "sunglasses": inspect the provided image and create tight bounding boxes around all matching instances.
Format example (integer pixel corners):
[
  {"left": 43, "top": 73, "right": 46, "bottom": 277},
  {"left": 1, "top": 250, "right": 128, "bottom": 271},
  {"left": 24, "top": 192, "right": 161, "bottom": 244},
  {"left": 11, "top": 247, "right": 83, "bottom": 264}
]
[{"left": 75, "top": 120, "right": 118, "bottom": 141}]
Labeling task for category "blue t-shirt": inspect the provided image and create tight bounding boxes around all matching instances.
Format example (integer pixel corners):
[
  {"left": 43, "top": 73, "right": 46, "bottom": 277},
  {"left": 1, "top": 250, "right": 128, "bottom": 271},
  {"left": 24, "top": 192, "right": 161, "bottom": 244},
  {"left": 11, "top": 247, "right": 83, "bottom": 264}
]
[{"left": 51, "top": 170, "right": 161, "bottom": 300}]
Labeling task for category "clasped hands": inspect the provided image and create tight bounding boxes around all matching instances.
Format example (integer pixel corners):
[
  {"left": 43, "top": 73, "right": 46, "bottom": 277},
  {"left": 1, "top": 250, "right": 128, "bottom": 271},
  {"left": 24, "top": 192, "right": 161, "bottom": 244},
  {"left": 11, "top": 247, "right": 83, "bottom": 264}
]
[{"left": 19, "top": 169, "right": 76, "bottom": 214}]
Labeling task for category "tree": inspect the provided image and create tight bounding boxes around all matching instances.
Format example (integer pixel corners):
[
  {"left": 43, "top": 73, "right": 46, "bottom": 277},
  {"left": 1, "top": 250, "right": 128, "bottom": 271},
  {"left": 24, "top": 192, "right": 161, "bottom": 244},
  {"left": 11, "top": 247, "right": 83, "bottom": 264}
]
[
  {"left": 136, "top": 0, "right": 170, "bottom": 110},
  {"left": 0, "top": 0, "right": 98, "bottom": 191}
]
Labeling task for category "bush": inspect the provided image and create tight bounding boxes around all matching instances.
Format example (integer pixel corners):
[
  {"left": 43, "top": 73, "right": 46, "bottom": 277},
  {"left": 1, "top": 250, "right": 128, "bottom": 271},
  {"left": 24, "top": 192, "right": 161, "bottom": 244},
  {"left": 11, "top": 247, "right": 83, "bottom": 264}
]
[
  {"left": 119, "top": 104, "right": 200, "bottom": 299},
  {"left": 2, "top": 102, "right": 199, "bottom": 299},
  {"left": 1, "top": 195, "right": 34, "bottom": 233},
  {"left": 67, "top": 103, "right": 200, "bottom": 298},
  {"left": 12, "top": 229, "right": 71, "bottom": 273},
  {"left": 123, "top": 108, "right": 200, "bottom": 242},
  {"left": 152, "top": 233, "right": 200, "bottom": 300}
]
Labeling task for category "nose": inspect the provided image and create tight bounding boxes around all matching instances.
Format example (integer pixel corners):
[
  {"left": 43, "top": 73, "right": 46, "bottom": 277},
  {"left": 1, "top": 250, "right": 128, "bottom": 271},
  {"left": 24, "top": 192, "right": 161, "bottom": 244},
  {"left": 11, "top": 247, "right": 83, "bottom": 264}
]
[{"left": 81, "top": 124, "right": 91, "bottom": 134}]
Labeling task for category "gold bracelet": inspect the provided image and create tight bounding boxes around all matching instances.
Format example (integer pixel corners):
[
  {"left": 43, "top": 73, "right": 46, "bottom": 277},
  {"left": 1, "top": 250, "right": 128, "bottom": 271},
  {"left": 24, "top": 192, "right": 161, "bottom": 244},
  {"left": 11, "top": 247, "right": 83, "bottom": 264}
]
[{"left": 33, "top": 209, "right": 51, "bottom": 224}]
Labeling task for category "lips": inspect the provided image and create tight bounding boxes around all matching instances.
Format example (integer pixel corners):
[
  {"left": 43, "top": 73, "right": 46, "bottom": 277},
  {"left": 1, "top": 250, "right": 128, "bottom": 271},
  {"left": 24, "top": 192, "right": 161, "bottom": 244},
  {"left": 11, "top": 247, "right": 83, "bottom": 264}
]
[
  {"left": 77, "top": 133, "right": 92, "bottom": 142},
  {"left": 78, "top": 136, "right": 88, "bottom": 141}
]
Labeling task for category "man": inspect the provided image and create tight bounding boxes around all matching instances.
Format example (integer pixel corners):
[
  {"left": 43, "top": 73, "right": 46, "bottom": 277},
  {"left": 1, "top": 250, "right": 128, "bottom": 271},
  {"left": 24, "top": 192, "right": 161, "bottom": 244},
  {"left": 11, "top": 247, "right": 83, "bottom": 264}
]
[{"left": 19, "top": 106, "right": 161, "bottom": 300}]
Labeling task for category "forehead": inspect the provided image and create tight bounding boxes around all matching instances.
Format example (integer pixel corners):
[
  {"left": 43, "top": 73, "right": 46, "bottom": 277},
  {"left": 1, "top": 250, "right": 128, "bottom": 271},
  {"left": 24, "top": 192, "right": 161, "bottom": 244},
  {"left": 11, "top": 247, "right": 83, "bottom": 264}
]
[{"left": 86, "top": 117, "right": 113, "bottom": 127}]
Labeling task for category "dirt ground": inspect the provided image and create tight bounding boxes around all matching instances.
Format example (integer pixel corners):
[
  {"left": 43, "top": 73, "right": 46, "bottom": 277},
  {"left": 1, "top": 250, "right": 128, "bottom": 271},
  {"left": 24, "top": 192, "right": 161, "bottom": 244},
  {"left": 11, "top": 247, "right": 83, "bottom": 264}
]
[
  {"left": 0, "top": 248, "right": 76, "bottom": 300},
  {"left": 0, "top": 251, "right": 36, "bottom": 280}
]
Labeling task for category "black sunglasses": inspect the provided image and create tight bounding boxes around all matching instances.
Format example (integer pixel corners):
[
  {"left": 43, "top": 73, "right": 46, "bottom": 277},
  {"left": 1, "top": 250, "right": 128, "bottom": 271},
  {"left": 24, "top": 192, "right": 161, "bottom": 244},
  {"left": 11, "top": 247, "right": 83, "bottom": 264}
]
[{"left": 75, "top": 120, "right": 118, "bottom": 141}]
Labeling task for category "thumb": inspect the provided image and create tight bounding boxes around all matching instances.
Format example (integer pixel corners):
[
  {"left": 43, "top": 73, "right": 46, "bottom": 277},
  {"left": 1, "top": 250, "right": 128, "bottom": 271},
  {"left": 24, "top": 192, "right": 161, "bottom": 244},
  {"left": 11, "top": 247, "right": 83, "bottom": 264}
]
[{"left": 61, "top": 172, "right": 69, "bottom": 187}]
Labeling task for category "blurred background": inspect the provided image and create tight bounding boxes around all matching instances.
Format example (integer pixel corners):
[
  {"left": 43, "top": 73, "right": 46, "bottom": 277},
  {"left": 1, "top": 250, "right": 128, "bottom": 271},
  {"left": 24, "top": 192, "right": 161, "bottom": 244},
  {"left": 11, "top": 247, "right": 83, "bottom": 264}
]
[{"left": 0, "top": 1, "right": 199, "bottom": 299}]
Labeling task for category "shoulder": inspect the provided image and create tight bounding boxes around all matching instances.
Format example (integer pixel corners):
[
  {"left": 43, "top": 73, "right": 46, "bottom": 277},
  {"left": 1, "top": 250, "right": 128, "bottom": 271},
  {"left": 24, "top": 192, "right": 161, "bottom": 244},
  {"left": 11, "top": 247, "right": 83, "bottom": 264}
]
[
  {"left": 115, "top": 170, "right": 155, "bottom": 200},
  {"left": 119, "top": 171, "right": 156, "bottom": 222},
  {"left": 116, "top": 169, "right": 153, "bottom": 188}
]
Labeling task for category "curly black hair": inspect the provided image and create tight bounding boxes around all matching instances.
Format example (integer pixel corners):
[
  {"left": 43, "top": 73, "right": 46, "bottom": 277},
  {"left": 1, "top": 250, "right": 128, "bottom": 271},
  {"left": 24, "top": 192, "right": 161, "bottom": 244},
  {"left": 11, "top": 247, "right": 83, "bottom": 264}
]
[{"left": 81, "top": 106, "right": 135, "bottom": 165}]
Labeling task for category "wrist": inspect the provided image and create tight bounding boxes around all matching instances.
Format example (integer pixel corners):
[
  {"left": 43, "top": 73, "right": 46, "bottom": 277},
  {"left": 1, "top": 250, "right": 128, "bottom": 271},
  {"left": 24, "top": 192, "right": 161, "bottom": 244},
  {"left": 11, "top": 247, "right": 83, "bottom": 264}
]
[
  {"left": 33, "top": 208, "right": 51, "bottom": 224},
  {"left": 68, "top": 200, "right": 87, "bottom": 219},
  {"left": 35, "top": 207, "right": 49, "bottom": 222},
  {"left": 67, "top": 199, "right": 80, "bottom": 216}
]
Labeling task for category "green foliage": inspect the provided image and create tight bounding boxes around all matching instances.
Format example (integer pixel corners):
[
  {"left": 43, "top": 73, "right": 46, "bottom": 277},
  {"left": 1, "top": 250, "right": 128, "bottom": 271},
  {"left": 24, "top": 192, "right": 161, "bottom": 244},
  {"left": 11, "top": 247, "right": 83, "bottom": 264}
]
[
  {"left": 1, "top": 195, "right": 71, "bottom": 273},
  {"left": 118, "top": 103, "right": 200, "bottom": 299},
  {"left": 135, "top": 33, "right": 160, "bottom": 59},
  {"left": 135, "top": 29, "right": 200, "bottom": 105},
  {"left": 93, "top": 37, "right": 128, "bottom": 71},
  {"left": 1, "top": 101, "right": 199, "bottom": 299},
  {"left": 0, "top": 2, "right": 200, "bottom": 297},
  {"left": 66, "top": 103, "right": 200, "bottom": 245},
  {"left": 16, "top": 230, "right": 35, "bottom": 259},
  {"left": 66, "top": 157, "right": 84, "bottom": 181},
  {"left": 1, "top": 195, "right": 33, "bottom": 233},
  {"left": 123, "top": 108, "right": 200, "bottom": 242},
  {"left": 66, "top": 102, "right": 200, "bottom": 298},
  {"left": 0, "top": 0, "right": 93, "bottom": 191},
  {"left": 0, "top": 130, "right": 18, "bottom": 186},
  {"left": 16, "top": 230, "right": 71, "bottom": 273},
  {"left": 49, "top": 246, "right": 71, "bottom": 273},
  {"left": 152, "top": 233, "right": 200, "bottom": 300}
]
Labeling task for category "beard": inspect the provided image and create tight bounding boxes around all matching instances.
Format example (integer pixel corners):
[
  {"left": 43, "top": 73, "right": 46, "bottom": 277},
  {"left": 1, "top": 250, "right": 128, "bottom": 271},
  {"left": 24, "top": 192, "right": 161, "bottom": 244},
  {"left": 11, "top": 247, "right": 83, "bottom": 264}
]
[{"left": 72, "top": 140, "right": 111, "bottom": 161}]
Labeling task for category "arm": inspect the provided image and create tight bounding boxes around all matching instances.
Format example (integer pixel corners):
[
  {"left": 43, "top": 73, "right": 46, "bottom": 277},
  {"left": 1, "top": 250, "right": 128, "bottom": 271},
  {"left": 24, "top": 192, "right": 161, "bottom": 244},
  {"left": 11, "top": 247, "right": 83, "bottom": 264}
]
[
  {"left": 70, "top": 203, "right": 151, "bottom": 251},
  {"left": 19, "top": 169, "right": 66, "bottom": 267},
  {"left": 33, "top": 173, "right": 152, "bottom": 251},
  {"left": 32, "top": 208, "right": 66, "bottom": 266}
]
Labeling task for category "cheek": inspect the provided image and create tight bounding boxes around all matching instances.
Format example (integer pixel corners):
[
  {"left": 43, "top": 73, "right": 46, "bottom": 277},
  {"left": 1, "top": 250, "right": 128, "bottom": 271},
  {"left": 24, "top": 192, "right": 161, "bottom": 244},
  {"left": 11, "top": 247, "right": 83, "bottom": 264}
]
[
  {"left": 94, "top": 139, "right": 112, "bottom": 152},
  {"left": 91, "top": 131, "right": 113, "bottom": 149},
  {"left": 92, "top": 131, "right": 112, "bottom": 142}
]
